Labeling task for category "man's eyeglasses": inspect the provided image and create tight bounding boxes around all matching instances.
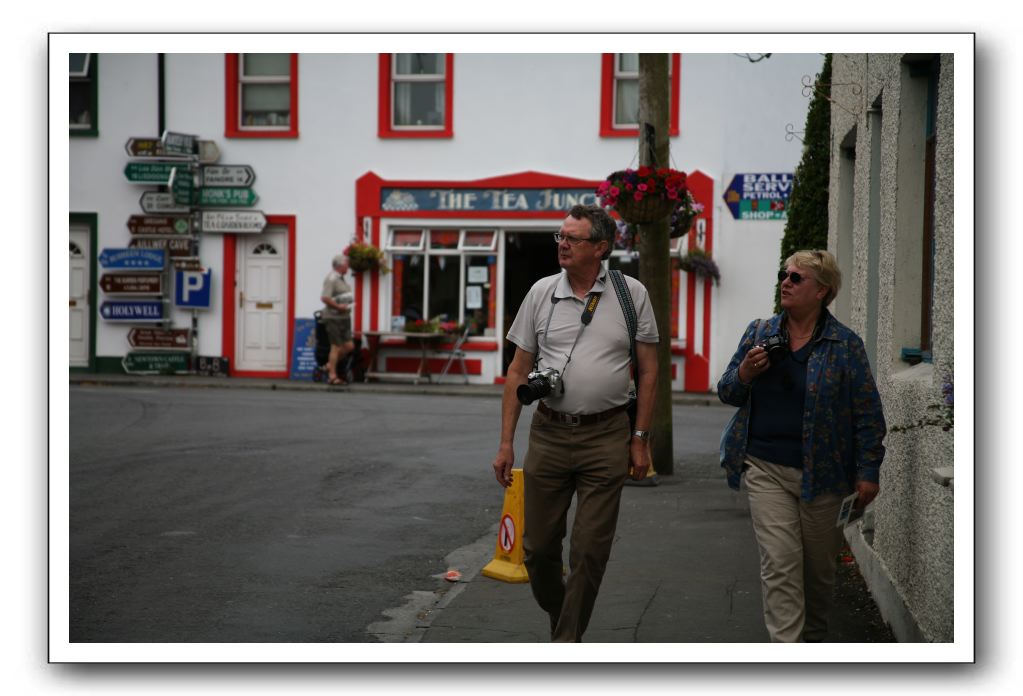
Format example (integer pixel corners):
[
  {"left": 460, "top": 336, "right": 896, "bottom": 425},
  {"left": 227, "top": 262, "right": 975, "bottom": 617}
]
[
  {"left": 777, "top": 270, "right": 807, "bottom": 284},
  {"left": 553, "top": 232, "right": 593, "bottom": 246}
]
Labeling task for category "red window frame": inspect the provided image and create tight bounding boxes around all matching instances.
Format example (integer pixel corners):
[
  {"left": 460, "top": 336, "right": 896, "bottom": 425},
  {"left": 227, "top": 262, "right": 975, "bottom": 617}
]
[
  {"left": 600, "top": 53, "right": 680, "bottom": 138},
  {"left": 378, "top": 53, "right": 454, "bottom": 139},
  {"left": 225, "top": 54, "right": 299, "bottom": 139}
]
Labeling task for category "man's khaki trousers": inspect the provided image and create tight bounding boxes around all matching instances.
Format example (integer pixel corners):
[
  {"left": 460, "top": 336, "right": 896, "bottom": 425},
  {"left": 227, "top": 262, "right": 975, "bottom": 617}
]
[
  {"left": 522, "top": 410, "right": 630, "bottom": 643},
  {"left": 744, "top": 455, "right": 845, "bottom": 642}
]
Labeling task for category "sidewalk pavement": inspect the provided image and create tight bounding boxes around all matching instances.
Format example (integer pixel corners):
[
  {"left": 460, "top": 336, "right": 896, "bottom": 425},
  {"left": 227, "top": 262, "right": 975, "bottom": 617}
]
[{"left": 68, "top": 372, "right": 895, "bottom": 643}]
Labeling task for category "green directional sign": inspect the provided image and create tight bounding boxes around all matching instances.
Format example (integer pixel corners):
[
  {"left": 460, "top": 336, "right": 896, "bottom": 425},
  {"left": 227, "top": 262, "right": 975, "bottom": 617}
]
[
  {"left": 171, "top": 167, "right": 196, "bottom": 205},
  {"left": 124, "top": 162, "right": 176, "bottom": 184},
  {"left": 197, "top": 187, "right": 259, "bottom": 207},
  {"left": 122, "top": 351, "right": 191, "bottom": 375}
]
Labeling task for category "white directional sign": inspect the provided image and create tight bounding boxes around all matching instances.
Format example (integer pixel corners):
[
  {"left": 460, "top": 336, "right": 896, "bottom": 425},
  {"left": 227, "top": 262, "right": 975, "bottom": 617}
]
[
  {"left": 199, "top": 210, "right": 268, "bottom": 234},
  {"left": 140, "top": 191, "right": 189, "bottom": 215},
  {"left": 202, "top": 165, "right": 255, "bottom": 188}
]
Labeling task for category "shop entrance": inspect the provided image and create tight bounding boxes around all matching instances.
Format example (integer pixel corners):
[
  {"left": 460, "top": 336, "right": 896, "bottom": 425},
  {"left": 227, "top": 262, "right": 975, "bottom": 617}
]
[{"left": 502, "top": 230, "right": 561, "bottom": 374}]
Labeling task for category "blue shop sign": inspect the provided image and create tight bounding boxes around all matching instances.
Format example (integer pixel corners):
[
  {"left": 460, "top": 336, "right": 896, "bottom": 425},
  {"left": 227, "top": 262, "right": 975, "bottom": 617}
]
[
  {"left": 289, "top": 318, "right": 318, "bottom": 380},
  {"left": 722, "top": 173, "right": 793, "bottom": 220}
]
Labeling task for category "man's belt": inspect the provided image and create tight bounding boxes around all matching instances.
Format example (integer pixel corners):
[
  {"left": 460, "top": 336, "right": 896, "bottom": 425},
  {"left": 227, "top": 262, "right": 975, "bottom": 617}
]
[{"left": 537, "top": 401, "right": 628, "bottom": 427}]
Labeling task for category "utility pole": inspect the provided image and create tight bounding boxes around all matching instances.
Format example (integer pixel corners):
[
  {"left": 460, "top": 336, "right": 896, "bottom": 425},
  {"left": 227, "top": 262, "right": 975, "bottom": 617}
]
[{"left": 637, "top": 54, "right": 674, "bottom": 476}]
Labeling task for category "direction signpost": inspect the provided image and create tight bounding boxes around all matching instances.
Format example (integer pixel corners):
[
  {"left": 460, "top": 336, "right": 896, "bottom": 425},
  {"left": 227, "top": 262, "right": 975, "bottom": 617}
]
[
  {"left": 129, "top": 237, "right": 193, "bottom": 258},
  {"left": 127, "top": 215, "right": 193, "bottom": 236},
  {"left": 170, "top": 166, "right": 196, "bottom": 205},
  {"left": 120, "top": 130, "right": 260, "bottom": 376},
  {"left": 100, "top": 300, "right": 167, "bottom": 322},
  {"left": 162, "top": 131, "right": 197, "bottom": 157},
  {"left": 124, "top": 161, "right": 177, "bottom": 184},
  {"left": 197, "top": 187, "right": 258, "bottom": 207},
  {"left": 127, "top": 327, "right": 191, "bottom": 350},
  {"left": 202, "top": 165, "right": 255, "bottom": 188},
  {"left": 99, "top": 248, "right": 166, "bottom": 270},
  {"left": 199, "top": 210, "right": 267, "bottom": 234},
  {"left": 140, "top": 191, "right": 190, "bottom": 215},
  {"left": 100, "top": 272, "right": 164, "bottom": 296},
  {"left": 122, "top": 351, "right": 190, "bottom": 374},
  {"left": 125, "top": 137, "right": 220, "bottom": 163}
]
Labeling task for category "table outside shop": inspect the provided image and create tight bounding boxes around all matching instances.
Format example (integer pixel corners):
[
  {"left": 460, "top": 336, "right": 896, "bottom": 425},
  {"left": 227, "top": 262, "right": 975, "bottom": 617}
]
[{"left": 361, "top": 331, "right": 452, "bottom": 384}]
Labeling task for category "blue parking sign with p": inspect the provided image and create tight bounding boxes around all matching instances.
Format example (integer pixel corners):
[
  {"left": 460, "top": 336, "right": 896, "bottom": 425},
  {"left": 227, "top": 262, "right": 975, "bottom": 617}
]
[{"left": 175, "top": 269, "right": 212, "bottom": 309}]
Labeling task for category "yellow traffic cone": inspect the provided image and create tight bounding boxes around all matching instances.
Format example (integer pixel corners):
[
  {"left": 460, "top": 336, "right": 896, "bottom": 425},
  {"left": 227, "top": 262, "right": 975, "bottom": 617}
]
[{"left": 481, "top": 469, "right": 529, "bottom": 583}]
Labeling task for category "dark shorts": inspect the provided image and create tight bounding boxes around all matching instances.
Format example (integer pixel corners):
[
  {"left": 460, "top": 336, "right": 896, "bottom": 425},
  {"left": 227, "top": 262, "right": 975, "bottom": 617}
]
[{"left": 323, "top": 315, "right": 352, "bottom": 345}]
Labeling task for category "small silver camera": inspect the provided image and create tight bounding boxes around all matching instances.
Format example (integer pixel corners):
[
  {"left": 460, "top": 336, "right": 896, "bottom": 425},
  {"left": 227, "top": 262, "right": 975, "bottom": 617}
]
[{"left": 517, "top": 368, "right": 564, "bottom": 405}]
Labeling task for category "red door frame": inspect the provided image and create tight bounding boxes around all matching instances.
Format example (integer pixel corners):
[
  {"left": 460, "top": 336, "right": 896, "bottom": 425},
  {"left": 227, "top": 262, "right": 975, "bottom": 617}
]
[
  {"left": 683, "top": 171, "right": 714, "bottom": 393},
  {"left": 221, "top": 215, "right": 297, "bottom": 378}
]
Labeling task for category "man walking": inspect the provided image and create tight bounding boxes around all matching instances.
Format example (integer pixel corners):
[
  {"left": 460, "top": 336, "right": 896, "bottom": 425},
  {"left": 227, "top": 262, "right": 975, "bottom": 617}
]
[
  {"left": 320, "top": 254, "right": 355, "bottom": 385},
  {"left": 492, "top": 204, "right": 659, "bottom": 642}
]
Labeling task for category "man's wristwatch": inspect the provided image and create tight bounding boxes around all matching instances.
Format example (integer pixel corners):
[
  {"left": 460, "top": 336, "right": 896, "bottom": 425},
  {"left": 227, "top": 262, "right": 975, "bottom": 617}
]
[{"left": 631, "top": 430, "right": 650, "bottom": 442}]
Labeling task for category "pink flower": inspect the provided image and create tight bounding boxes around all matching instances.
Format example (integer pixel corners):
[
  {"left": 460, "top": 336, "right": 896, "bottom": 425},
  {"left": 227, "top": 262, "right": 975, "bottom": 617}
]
[
  {"left": 637, "top": 183, "right": 648, "bottom": 192},
  {"left": 610, "top": 186, "right": 620, "bottom": 196},
  {"left": 633, "top": 191, "right": 643, "bottom": 201}
]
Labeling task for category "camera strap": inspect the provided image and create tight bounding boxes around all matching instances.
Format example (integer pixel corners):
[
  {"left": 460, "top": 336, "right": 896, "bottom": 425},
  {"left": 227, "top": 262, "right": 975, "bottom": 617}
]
[{"left": 536, "top": 287, "right": 602, "bottom": 375}]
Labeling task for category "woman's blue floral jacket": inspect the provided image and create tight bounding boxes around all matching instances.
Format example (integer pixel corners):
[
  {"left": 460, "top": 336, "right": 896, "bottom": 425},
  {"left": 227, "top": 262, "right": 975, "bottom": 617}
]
[{"left": 717, "top": 310, "right": 886, "bottom": 501}]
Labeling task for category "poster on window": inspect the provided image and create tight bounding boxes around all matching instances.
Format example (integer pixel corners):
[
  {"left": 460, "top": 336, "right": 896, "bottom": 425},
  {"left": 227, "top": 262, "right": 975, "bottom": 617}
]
[
  {"left": 466, "top": 285, "right": 483, "bottom": 310},
  {"left": 468, "top": 266, "right": 489, "bottom": 284}
]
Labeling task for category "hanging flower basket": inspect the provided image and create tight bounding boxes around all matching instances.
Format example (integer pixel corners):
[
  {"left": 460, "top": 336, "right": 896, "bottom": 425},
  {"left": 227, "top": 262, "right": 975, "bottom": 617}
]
[
  {"left": 597, "top": 167, "right": 688, "bottom": 225},
  {"left": 679, "top": 248, "right": 721, "bottom": 285},
  {"left": 669, "top": 190, "right": 704, "bottom": 239},
  {"left": 344, "top": 241, "right": 390, "bottom": 274}
]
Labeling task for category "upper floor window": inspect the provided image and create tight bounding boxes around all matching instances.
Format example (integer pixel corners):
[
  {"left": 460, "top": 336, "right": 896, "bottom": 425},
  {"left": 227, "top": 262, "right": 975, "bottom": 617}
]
[
  {"left": 225, "top": 53, "right": 299, "bottom": 138},
  {"left": 70, "top": 53, "right": 97, "bottom": 136},
  {"left": 379, "top": 53, "right": 454, "bottom": 138},
  {"left": 600, "top": 53, "right": 680, "bottom": 138}
]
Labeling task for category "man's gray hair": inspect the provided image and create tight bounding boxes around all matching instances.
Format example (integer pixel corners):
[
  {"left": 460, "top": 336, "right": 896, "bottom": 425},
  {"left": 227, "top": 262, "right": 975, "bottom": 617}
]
[{"left": 568, "top": 204, "right": 616, "bottom": 259}]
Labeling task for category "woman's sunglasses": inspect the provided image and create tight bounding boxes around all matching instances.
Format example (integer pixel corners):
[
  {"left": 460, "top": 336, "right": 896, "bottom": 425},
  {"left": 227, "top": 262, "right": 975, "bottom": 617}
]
[{"left": 777, "top": 270, "right": 806, "bottom": 284}]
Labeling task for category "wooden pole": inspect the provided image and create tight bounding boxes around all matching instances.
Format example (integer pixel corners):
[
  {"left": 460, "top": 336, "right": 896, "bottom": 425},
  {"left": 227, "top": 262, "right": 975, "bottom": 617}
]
[{"left": 636, "top": 54, "right": 674, "bottom": 476}]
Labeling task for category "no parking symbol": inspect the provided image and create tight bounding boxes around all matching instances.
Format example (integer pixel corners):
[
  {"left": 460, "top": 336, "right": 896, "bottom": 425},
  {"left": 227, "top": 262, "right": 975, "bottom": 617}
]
[{"left": 499, "top": 514, "right": 516, "bottom": 553}]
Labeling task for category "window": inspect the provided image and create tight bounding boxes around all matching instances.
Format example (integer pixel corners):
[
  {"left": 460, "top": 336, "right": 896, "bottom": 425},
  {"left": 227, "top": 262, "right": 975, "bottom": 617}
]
[
  {"left": 920, "top": 60, "right": 940, "bottom": 356},
  {"left": 388, "top": 228, "right": 496, "bottom": 336},
  {"left": 894, "top": 55, "right": 939, "bottom": 366},
  {"left": 600, "top": 53, "right": 680, "bottom": 138},
  {"left": 379, "top": 54, "right": 454, "bottom": 138},
  {"left": 70, "top": 53, "right": 97, "bottom": 136},
  {"left": 225, "top": 54, "right": 299, "bottom": 138}
]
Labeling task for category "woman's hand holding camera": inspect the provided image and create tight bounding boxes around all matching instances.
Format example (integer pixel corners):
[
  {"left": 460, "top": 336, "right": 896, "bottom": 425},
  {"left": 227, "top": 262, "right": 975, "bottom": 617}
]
[{"left": 739, "top": 346, "right": 768, "bottom": 384}]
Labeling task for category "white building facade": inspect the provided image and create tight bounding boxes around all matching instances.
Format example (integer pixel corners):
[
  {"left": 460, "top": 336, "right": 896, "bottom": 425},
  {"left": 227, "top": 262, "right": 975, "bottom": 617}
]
[{"left": 68, "top": 52, "right": 823, "bottom": 388}]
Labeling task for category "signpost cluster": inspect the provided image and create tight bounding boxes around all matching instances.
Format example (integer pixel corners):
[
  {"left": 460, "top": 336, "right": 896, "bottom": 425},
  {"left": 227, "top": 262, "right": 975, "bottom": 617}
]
[{"left": 108, "top": 131, "right": 267, "bottom": 375}]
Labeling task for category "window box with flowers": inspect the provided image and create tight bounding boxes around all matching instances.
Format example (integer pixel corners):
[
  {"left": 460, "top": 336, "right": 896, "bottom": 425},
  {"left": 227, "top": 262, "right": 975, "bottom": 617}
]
[
  {"left": 344, "top": 241, "right": 390, "bottom": 274},
  {"left": 679, "top": 248, "right": 721, "bottom": 285}
]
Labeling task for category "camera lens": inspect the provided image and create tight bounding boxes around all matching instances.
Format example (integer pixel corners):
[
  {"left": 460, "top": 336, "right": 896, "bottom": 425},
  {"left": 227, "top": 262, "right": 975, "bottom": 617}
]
[{"left": 517, "top": 376, "right": 552, "bottom": 405}]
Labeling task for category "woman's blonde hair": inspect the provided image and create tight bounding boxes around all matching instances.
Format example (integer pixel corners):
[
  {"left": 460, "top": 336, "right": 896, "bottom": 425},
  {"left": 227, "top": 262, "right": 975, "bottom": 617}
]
[{"left": 785, "top": 249, "right": 841, "bottom": 307}]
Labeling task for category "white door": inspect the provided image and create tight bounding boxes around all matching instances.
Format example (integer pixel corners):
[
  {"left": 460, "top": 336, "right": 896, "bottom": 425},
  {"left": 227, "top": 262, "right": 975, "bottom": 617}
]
[
  {"left": 236, "top": 226, "right": 288, "bottom": 372},
  {"left": 69, "top": 225, "right": 90, "bottom": 367}
]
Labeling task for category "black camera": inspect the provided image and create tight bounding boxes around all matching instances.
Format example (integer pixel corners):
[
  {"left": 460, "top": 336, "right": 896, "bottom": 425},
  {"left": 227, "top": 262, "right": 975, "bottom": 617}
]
[
  {"left": 517, "top": 368, "right": 564, "bottom": 405},
  {"left": 757, "top": 334, "right": 790, "bottom": 366}
]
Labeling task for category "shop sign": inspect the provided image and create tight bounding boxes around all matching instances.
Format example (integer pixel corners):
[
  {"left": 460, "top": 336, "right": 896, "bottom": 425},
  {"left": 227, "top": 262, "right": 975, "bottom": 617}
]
[
  {"left": 380, "top": 187, "right": 599, "bottom": 213},
  {"left": 722, "top": 173, "right": 793, "bottom": 220}
]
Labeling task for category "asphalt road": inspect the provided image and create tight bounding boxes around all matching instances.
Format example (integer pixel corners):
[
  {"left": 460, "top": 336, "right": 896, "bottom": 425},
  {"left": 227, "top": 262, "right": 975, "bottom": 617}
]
[{"left": 68, "top": 385, "right": 733, "bottom": 643}]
